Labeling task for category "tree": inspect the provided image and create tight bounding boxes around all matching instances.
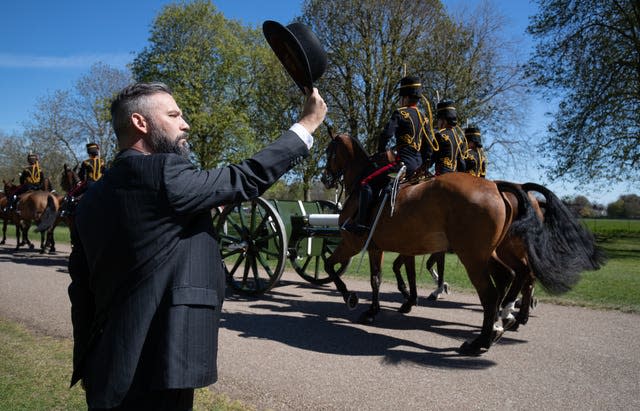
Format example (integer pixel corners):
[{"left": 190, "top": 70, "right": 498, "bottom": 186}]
[
  {"left": 300, "top": 0, "right": 528, "bottom": 176},
  {"left": 131, "top": 1, "right": 268, "bottom": 168},
  {"left": 22, "top": 62, "right": 131, "bottom": 175},
  {"left": 0, "top": 131, "right": 28, "bottom": 184},
  {"left": 527, "top": 0, "right": 640, "bottom": 183}
]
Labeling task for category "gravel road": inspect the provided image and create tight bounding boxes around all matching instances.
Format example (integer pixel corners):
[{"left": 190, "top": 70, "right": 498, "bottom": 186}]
[{"left": 1, "top": 243, "right": 639, "bottom": 410}]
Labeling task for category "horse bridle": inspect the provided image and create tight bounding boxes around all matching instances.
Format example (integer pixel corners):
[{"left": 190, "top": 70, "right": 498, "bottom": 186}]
[{"left": 321, "top": 138, "right": 343, "bottom": 188}]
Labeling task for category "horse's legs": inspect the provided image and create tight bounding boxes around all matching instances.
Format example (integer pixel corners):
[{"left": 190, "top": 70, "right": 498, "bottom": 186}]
[
  {"left": 325, "top": 243, "right": 359, "bottom": 309},
  {"left": 1, "top": 218, "right": 6, "bottom": 244},
  {"left": 359, "top": 248, "right": 384, "bottom": 324},
  {"left": 459, "top": 261, "right": 499, "bottom": 355},
  {"left": 47, "top": 228, "right": 56, "bottom": 253},
  {"left": 500, "top": 259, "right": 528, "bottom": 330},
  {"left": 427, "top": 252, "right": 448, "bottom": 300},
  {"left": 514, "top": 274, "right": 536, "bottom": 328},
  {"left": 392, "top": 255, "right": 410, "bottom": 300},
  {"left": 396, "top": 255, "right": 417, "bottom": 314}
]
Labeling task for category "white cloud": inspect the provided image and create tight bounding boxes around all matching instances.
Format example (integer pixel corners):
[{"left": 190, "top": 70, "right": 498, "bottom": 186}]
[{"left": 0, "top": 53, "right": 132, "bottom": 69}]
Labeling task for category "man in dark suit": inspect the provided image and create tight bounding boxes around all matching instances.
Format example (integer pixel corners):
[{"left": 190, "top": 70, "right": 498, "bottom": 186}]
[{"left": 68, "top": 82, "right": 327, "bottom": 410}]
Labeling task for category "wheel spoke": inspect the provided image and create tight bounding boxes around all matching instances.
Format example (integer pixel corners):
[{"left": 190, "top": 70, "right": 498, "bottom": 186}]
[
  {"left": 227, "top": 253, "right": 245, "bottom": 276},
  {"left": 255, "top": 251, "right": 276, "bottom": 279}
]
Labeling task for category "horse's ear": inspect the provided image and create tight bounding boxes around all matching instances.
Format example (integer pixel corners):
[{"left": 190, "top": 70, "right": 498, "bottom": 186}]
[{"left": 325, "top": 123, "right": 335, "bottom": 139}]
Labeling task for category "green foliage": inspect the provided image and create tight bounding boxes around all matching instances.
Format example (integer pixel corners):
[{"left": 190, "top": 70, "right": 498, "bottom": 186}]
[
  {"left": 527, "top": 0, "right": 640, "bottom": 183},
  {"left": 300, "top": 0, "right": 527, "bottom": 174},
  {"left": 131, "top": 0, "right": 286, "bottom": 168}
]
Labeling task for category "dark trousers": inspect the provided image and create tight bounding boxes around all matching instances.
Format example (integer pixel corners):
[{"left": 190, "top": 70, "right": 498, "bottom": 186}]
[{"left": 89, "top": 388, "right": 194, "bottom": 411}]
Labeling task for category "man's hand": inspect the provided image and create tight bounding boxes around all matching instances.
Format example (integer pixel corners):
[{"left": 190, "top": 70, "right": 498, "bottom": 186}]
[{"left": 298, "top": 88, "right": 327, "bottom": 134}]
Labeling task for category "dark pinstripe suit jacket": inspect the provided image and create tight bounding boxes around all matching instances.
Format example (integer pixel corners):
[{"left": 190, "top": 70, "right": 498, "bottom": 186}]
[{"left": 68, "top": 131, "right": 308, "bottom": 408}]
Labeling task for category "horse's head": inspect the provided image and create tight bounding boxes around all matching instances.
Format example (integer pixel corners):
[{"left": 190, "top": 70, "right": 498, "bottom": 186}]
[
  {"left": 321, "top": 133, "right": 369, "bottom": 192},
  {"left": 2, "top": 178, "right": 16, "bottom": 193},
  {"left": 60, "top": 164, "right": 80, "bottom": 193}
]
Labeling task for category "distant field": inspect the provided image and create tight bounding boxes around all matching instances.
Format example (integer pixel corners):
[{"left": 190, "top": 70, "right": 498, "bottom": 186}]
[{"left": 581, "top": 218, "right": 640, "bottom": 236}]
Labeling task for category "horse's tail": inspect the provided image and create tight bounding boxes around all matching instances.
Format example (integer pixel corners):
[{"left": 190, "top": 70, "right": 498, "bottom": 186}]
[
  {"left": 35, "top": 195, "right": 57, "bottom": 233},
  {"left": 506, "top": 182, "right": 606, "bottom": 294}
]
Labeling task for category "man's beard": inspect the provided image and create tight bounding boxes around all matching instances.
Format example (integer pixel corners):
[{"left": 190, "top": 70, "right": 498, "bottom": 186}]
[{"left": 147, "top": 126, "right": 191, "bottom": 159}]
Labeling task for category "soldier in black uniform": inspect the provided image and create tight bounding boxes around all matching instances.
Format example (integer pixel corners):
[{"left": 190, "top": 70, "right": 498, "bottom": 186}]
[
  {"left": 464, "top": 126, "right": 487, "bottom": 178},
  {"left": 6, "top": 152, "right": 45, "bottom": 211},
  {"left": 432, "top": 100, "right": 466, "bottom": 175},
  {"left": 347, "top": 75, "right": 436, "bottom": 233},
  {"left": 78, "top": 142, "right": 106, "bottom": 188}
]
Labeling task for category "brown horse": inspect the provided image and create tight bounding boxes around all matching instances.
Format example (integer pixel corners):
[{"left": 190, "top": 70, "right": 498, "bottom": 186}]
[
  {"left": 2, "top": 180, "right": 58, "bottom": 252},
  {"left": 0, "top": 189, "right": 9, "bottom": 245},
  {"left": 321, "top": 134, "right": 604, "bottom": 355},
  {"left": 56, "top": 164, "right": 83, "bottom": 229}
]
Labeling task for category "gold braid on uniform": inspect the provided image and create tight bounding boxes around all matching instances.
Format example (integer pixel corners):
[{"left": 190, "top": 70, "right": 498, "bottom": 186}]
[
  {"left": 91, "top": 158, "right": 103, "bottom": 181},
  {"left": 420, "top": 96, "right": 438, "bottom": 151},
  {"left": 454, "top": 125, "right": 469, "bottom": 161},
  {"left": 26, "top": 163, "right": 41, "bottom": 184}
]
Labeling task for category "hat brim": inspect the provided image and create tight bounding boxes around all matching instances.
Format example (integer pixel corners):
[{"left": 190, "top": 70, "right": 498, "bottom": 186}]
[{"left": 263, "top": 20, "right": 312, "bottom": 93}]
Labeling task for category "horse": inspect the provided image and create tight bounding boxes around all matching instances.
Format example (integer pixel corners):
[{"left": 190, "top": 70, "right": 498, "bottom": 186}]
[
  {"left": 2, "top": 180, "right": 59, "bottom": 252},
  {"left": 321, "top": 133, "right": 604, "bottom": 355},
  {"left": 0, "top": 189, "right": 9, "bottom": 245},
  {"left": 57, "top": 163, "right": 83, "bottom": 228}
]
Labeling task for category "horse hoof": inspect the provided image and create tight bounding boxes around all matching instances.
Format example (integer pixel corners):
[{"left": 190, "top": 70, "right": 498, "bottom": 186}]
[
  {"left": 458, "top": 341, "right": 483, "bottom": 356},
  {"left": 427, "top": 292, "right": 438, "bottom": 301},
  {"left": 443, "top": 283, "right": 450, "bottom": 294},
  {"left": 516, "top": 312, "right": 529, "bottom": 326},
  {"left": 398, "top": 302, "right": 414, "bottom": 314},
  {"left": 358, "top": 312, "right": 375, "bottom": 325},
  {"left": 345, "top": 292, "right": 359, "bottom": 310},
  {"left": 502, "top": 315, "right": 516, "bottom": 331},
  {"left": 491, "top": 327, "right": 505, "bottom": 343},
  {"left": 531, "top": 298, "right": 538, "bottom": 310}
]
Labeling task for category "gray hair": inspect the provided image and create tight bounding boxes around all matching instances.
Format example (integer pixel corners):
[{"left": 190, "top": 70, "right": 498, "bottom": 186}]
[{"left": 110, "top": 82, "right": 173, "bottom": 140}]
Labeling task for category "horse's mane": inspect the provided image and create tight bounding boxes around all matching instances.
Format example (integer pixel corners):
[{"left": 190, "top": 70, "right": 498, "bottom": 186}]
[{"left": 337, "top": 133, "right": 370, "bottom": 159}]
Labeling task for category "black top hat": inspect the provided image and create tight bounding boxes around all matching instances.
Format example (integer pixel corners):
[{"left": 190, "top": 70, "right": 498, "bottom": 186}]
[
  {"left": 436, "top": 100, "right": 457, "bottom": 125},
  {"left": 263, "top": 20, "right": 327, "bottom": 93},
  {"left": 399, "top": 76, "right": 422, "bottom": 97},
  {"left": 464, "top": 126, "right": 482, "bottom": 147}
]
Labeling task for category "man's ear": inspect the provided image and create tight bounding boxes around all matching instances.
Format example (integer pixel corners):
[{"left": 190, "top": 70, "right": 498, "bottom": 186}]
[{"left": 131, "top": 113, "right": 148, "bottom": 134}]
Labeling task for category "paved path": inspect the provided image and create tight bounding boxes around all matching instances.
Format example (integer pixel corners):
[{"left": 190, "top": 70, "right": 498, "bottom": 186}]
[{"left": 1, "top": 243, "right": 639, "bottom": 410}]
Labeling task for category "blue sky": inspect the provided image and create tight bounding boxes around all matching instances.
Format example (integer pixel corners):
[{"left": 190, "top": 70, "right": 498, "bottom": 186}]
[{"left": 0, "top": 1, "right": 633, "bottom": 204}]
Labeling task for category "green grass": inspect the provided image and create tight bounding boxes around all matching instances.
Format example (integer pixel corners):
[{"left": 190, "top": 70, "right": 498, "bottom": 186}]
[
  {"left": 0, "top": 317, "right": 252, "bottom": 411},
  {"left": 2, "top": 224, "right": 71, "bottom": 244},
  {"left": 342, "top": 232, "right": 640, "bottom": 313}
]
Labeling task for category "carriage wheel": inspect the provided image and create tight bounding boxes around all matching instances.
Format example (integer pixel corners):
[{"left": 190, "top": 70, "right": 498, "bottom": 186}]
[
  {"left": 288, "top": 200, "right": 351, "bottom": 285},
  {"left": 215, "top": 197, "right": 287, "bottom": 295}
]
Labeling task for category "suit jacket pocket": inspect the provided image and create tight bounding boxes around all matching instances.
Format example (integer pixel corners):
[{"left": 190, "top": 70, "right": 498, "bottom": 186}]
[{"left": 171, "top": 287, "right": 218, "bottom": 307}]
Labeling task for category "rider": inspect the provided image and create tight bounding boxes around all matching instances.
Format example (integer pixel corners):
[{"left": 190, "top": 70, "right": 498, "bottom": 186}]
[
  {"left": 432, "top": 100, "right": 466, "bottom": 175},
  {"left": 464, "top": 126, "right": 487, "bottom": 178},
  {"left": 346, "top": 75, "right": 436, "bottom": 234},
  {"left": 6, "top": 152, "right": 45, "bottom": 211},
  {"left": 78, "top": 142, "right": 105, "bottom": 188}
]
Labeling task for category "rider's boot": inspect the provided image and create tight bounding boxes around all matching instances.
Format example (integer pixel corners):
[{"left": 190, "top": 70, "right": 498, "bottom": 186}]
[{"left": 344, "top": 184, "right": 372, "bottom": 235}]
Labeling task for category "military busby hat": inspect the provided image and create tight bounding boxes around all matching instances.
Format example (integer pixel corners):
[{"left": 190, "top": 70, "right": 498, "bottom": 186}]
[
  {"left": 263, "top": 20, "right": 328, "bottom": 93},
  {"left": 398, "top": 76, "right": 422, "bottom": 97},
  {"left": 464, "top": 126, "right": 482, "bottom": 147},
  {"left": 86, "top": 143, "right": 99, "bottom": 150},
  {"left": 436, "top": 100, "right": 457, "bottom": 125},
  {"left": 27, "top": 152, "right": 38, "bottom": 161}
]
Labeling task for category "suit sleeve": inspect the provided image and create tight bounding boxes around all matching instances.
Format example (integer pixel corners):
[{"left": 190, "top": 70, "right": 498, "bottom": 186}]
[
  {"left": 67, "top": 223, "right": 96, "bottom": 386},
  {"left": 164, "top": 130, "right": 309, "bottom": 213}
]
